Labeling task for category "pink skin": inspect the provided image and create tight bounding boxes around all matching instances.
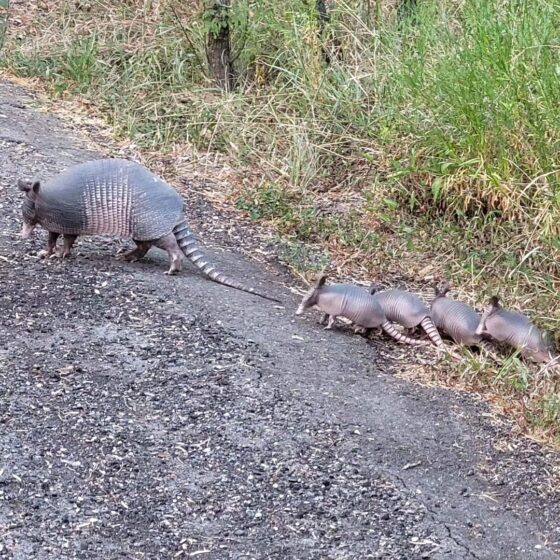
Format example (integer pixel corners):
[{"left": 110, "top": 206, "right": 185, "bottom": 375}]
[{"left": 20, "top": 223, "right": 36, "bottom": 239}]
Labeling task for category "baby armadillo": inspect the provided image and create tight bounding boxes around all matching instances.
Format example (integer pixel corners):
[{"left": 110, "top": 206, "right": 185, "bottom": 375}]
[
  {"left": 295, "top": 274, "right": 429, "bottom": 346},
  {"left": 370, "top": 287, "right": 444, "bottom": 347},
  {"left": 18, "top": 158, "right": 279, "bottom": 302},
  {"left": 430, "top": 283, "right": 494, "bottom": 353},
  {"left": 476, "top": 296, "right": 556, "bottom": 363}
]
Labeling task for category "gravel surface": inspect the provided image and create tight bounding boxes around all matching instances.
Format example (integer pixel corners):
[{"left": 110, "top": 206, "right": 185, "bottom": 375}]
[{"left": 0, "top": 80, "right": 559, "bottom": 560}]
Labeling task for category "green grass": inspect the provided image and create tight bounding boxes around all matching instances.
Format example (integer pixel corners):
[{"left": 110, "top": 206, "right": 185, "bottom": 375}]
[
  {"left": 1, "top": 0, "right": 559, "bottom": 444},
  {"left": 0, "top": 0, "right": 8, "bottom": 53}
]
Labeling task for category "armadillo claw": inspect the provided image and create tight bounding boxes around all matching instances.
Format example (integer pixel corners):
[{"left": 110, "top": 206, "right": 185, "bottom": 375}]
[
  {"left": 116, "top": 252, "right": 138, "bottom": 262},
  {"left": 49, "top": 250, "right": 71, "bottom": 259},
  {"left": 121, "top": 255, "right": 139, "bottom": 263}
]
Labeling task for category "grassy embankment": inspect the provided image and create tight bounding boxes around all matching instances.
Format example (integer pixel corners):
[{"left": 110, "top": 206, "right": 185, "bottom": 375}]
[{"left": 1, "top": 0, "right": 559, "bottom": 444}]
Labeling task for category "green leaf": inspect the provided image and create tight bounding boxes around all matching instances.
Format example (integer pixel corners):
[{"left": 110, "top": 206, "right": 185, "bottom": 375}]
[
  {"left": 0, "top": 0, "right": 8, "bottom": 8},
  {"left": 431, "top": 177, "right": 444, "bottom": 203},
  {"left": 409, "top": 191, "right": 417, "bottom": 212},
  {"left": 384, "top": 198, "right": 399, "bottom": 211},
  {"left": 458, "top": 158, "right": 480, "bottom": 168}
]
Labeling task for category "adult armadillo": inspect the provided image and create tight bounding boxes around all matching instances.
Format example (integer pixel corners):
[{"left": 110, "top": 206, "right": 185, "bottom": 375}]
[
  {"left": 430, "top": 283, "right": 495, "bottom": 353},
  {"left": 475, "top": 296, "right": 557, "bottom": 363},
  {"left": 18, "top": 158, "right": 279, "bottom": 302},
  {"left": 295, "top": 274, "right": 429, "bottom": 346},
  {"left": 369, "top": 287, "right": 444, "bottom": 347}
]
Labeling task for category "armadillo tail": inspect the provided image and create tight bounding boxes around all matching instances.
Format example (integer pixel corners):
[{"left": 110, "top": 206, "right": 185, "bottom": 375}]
[
  {"left": 381, "top": 321, "right": 429, "bottom": 346},
  {"left": 173, "top": 221, "right": 281, "bottom": 303},
  {"left": 420, "top": 317, "right": 444, "bottom": 347}
]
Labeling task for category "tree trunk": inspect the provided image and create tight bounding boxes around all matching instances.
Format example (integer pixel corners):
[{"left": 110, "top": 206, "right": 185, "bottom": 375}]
[
  {"left": 204, "top": 0, "right": 235, "bottom": 91},
  {"left": 397, "top": 0, "right": 418, "bottom": 22},
  {"left": 316, "top": 0, "right": 329, "bottom": 30},
  {"left": 316, "top": 0, "right": 337, "bottom": 64},
  {"left": 0, "top": 0, "right": 9, "bottom": 54}
]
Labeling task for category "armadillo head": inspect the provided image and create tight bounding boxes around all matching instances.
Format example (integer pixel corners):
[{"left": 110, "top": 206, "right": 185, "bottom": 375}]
[
  {"left": 17, "top": 179, "right": 41, "bottom": 238},
  {"left": 434, "top": 281, "right": 451, "bottom": 299},
  {"left": 527, "top": 330, "right": 557, "bottom": 363},
  {"left": 295, "top": 273, "right": 327, "bottom": 315}
]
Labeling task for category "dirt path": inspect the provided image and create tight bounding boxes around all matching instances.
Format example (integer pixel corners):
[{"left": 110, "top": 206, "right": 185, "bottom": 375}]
[{"left": 0, "top": 80, "right": 559, "bottom": 560}]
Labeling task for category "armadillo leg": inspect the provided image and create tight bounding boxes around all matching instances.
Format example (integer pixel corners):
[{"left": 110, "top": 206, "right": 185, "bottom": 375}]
[
  {"left": 354, "top": 326, "right": 374, "bottom": 338},
  {"left": 51, "top": 234, "right": 77, "bottom": 259},
  {"left": 62, "top": 235, "right": 77, "bottom": 258},
  {"left": 154, "top": 233, "right": 183, "bottom": 275},
  {"left": 117, "top": 240, "right": 153, "bottom": 263},
  {"left": 319, "top": 312, "right": 329, "bottom": 326},
  {"left": 478, "top": 339, "right": 496, "bottom": 355},
  {"left": 45, "top": 232, "right": 59, "bottom": 257},
  {"left": 363, "top": 327, "right": 377, "bottom": 338},
  {"left": 420, "top": 317, "right": 444, "bottom": 347},
  {"left": 324, "top": 315, "right": 336, "bottom": 330},
  {"left": 476, "top": 339, "right": 502, "bottom": 364}
]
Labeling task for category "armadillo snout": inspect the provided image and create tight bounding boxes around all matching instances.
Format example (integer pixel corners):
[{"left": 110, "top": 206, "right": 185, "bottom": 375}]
[
  {"left": 295, "top": 304, "right": 306, "bottom": 315},
  {"left": 528, "top": 348, "right": 556, "bottom": 364}
]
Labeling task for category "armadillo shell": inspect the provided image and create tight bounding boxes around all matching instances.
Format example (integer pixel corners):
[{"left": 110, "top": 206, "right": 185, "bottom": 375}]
[
  {"left": 431, "top": 297, "right": 481, "bottom": 346},
  {"left": 373, "top": 289, "right": 429, "bottom": 328},
  {"left": 36, "top": 159, "right": 184, "bottom": 241}
]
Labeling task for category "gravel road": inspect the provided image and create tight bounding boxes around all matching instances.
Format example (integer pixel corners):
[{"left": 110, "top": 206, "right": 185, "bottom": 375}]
[{"left": 0, "top": 80, "right": 559, "bottom": 560}]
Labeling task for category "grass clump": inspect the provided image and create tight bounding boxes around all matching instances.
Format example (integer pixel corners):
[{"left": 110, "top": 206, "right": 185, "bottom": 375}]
[{"left": 1, "top": 0, "right": 559, "bottom": 444}]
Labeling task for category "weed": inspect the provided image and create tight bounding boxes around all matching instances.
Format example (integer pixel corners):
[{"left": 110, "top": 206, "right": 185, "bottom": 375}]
[{"left": 0, "top": 0, "right": 8, "bottom": 54}]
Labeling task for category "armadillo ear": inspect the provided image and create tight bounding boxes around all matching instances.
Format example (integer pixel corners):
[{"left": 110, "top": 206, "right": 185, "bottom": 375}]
[
  {"left": 489, "top": 295, "right": 501, "bottom": 309},
  {"left": 17, "top": 179, "right": 31, "bottom": 193},
  {"left": 474, "top": 316, "right": 487, "bottom": 336},
  {"left": 370, "top": 283, "right": 384, "bottom": 294},
  {"left": 315, "top": 273, "right": 327, "bottom": 287},
  {"left": 17, "top": 180, "right": 40, "bottom": 197},
  {"left": 542, "top": 330, "right": 555, "bottom": 348},
  {"left": 440, "top": 281, "right": 451, "bottom": 296}
]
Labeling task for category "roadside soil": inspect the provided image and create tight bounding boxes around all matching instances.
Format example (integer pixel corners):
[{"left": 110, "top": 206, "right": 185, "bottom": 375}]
[{"left": 0, "top": 79, "right": 559, "bottom": 560}]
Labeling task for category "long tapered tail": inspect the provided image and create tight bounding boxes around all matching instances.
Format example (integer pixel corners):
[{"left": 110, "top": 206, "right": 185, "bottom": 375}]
[
  {"left": 420, "top": 317, "right": 444, "bottom": 347},
  {"left": 173, "top": 220, "right": 281, "bottom": 303},
  {"left": 381, "top": 321, "right": 430, "bottom": 346}
]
